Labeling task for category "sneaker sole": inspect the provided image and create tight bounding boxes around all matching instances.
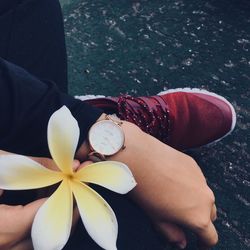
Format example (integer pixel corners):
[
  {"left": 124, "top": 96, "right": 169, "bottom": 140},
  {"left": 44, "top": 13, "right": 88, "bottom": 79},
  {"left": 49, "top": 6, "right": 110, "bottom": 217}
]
[
  {"left": 157, "top": 87, "right": 237, "bottom": 145},
  {"left": 75, "top": 94, "right": 106, "bottom": 101}
]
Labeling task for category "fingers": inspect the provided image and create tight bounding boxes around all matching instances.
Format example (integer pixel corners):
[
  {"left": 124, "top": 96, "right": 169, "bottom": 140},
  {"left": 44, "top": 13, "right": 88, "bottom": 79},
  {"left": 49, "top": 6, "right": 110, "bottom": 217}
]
[
  {"left": 18, "top": 198, "right": 47, "bottom": 235},
  {"left": 11, "top": 239, "right": 33, "bottom": 250},
  {"left": 197, "top": 203, "right": 217, "bottom": 249},
  {"left": 196, "top": 221, "right": 218, "bottom": 249},
  {"left": 155, "top": 203, "right": 218, "bottom": 249},
  {"left": 211, "top": 204, "right": 217, "bottom": 222},
  {"left": 197, "top": 205, "right": 217, "bottom": 249},
  {"left": 0, "top": 198, "right": 46, "bottom": 248},
  {"left": 32, "top": 156, "right": 81, "bottom": 172},
  {"left": 194, "top": 188, "right": 217, "bottom": 249},
  {"left": 72, "top": 160, "right": 81, "bottom": 171},
  {"left": 30, "top": 157, "right": 59, "bottom": 171},
  {"left": 76, "top": 160, "right": 93, "bottom": 171},
  {"left": 5, "top": 199, "right": 80, "bottom": 250},
  {"left": 155, "top": 222, "right": 187, "bottom": 249},
  {"left": 0, "top": 189, "right": 3, "bottom": 196}
]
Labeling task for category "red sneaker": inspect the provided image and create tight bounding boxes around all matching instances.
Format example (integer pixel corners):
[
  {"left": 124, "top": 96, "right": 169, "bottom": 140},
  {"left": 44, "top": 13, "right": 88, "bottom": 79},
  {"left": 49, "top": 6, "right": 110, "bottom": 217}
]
[{"left": 77, "top": 88, "right": 236, "bottom": 150}]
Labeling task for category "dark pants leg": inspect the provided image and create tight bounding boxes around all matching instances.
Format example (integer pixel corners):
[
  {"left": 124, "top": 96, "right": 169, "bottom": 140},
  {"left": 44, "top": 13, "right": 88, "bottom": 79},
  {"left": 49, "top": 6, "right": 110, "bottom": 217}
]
[
  {"left": 0, "top": 0, "right": 68, "bottom": 205},
  {"left": 0, "top": 0, "right": 68, "bottom": 92}
]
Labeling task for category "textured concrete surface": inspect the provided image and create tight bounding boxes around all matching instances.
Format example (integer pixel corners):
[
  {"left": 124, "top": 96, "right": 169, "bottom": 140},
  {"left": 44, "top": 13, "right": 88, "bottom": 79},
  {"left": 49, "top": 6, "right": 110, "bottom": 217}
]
[{"left": 61, "top": 0, "right": 250, "bottom": 249}]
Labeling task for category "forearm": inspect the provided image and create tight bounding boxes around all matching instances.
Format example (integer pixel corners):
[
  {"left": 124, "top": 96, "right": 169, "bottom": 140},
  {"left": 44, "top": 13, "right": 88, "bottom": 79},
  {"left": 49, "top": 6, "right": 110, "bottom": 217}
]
[
  {"left": 75, "top": 119, "right": 191, "bottom": 190},
  {"left": 75, "top": 119, "right": 206, "bottom": 212},
  {"left": 0, "top": 58, "right": 103, "bottom": 157},
  {"left": 76, "top": 117, "right": 188, "bottom": 173},
  {"left": 104, "top": 122, "right": 193, "bottom": 196}
]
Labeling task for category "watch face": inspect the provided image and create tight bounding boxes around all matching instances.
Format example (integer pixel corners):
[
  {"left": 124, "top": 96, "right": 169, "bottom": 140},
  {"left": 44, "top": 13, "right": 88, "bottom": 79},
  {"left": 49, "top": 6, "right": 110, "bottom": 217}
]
[{"left": 88, "top": 120, "right": 125, "bottom": 156}]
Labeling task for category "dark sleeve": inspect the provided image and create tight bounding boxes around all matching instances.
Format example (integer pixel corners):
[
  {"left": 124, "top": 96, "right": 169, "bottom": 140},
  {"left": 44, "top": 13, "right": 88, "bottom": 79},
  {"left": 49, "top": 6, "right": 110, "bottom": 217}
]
[{"left": 0, "top": 58, "right": 103, "bottom": 157}]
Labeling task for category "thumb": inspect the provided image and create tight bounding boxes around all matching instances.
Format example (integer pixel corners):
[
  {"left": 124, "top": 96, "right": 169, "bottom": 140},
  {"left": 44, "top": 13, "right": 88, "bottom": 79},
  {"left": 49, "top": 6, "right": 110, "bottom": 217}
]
[
  {"left": 0, "top": 198, "right": 47, "bottom": 247},
  {"left": 21, "top": 198, "right": 47, "bottom": 232},
  {"left": 0, "top": 198, "right": 47, "bottom": 230}
]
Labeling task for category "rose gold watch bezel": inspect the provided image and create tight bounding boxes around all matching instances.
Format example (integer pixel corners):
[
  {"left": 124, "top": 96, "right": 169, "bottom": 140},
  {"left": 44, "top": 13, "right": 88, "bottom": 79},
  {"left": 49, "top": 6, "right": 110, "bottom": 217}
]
[{"left": 88, "top": 119, "right": 125, "bottom": 157}]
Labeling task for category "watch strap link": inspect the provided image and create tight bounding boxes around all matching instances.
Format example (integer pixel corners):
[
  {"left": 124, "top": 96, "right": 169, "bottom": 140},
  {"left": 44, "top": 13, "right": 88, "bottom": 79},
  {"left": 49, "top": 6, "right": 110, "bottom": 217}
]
[{"left": 105, "top": 114, "right": 123, "bottom": 126}]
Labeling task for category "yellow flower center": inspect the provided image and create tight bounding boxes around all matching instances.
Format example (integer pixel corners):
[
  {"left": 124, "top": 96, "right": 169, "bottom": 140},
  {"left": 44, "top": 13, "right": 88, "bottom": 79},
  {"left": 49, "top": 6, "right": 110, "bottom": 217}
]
[{"left": 64, "top": 173, "right": 74, "bottom": 181}]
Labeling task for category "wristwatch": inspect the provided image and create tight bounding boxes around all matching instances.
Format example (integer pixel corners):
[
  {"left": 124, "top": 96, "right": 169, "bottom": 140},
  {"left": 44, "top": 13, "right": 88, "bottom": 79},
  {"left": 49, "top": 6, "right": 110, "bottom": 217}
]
[{"left": 88, "top": 114, "right": 126, "bottom": 161}]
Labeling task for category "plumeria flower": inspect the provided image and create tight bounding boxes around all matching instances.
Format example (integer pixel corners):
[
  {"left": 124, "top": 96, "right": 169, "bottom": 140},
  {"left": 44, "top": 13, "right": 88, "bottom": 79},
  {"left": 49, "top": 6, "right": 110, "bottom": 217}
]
[{"left": 0, "top": 106, "right": 136, "bottom": 250}]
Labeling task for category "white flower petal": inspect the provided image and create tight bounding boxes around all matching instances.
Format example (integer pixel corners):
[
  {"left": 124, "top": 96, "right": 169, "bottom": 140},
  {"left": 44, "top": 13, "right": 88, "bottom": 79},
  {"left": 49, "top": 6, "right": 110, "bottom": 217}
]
[
  {"left": 71, "top": 181, "right": 118, "bottom": 250},
  {"left": 32, "top": 180, "right": 73, "bottom": 250},
  {"left": 0, "top": 155, "right": 62, "bottom": 190},
  {"left": 47, "top": 106, "right": 80, "bottom": 174},
  {"left": 75, "top": 161, "right": 137, "bottom": 194}
]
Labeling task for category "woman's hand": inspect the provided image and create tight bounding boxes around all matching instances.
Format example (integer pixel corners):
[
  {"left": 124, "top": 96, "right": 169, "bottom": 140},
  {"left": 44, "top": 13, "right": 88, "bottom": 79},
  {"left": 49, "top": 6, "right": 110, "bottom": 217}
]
[
  {"left": 76, "top": 120, "right": 218, "bottom": 248},
  {"left": 107, "top": 122, "right": 218, "bottom": 249},
  {"left": 0, "top": 154, "right": 81, "bottom": 250},
  {"left": 0, "top": 193, "right": 46, "bottom": 250}
]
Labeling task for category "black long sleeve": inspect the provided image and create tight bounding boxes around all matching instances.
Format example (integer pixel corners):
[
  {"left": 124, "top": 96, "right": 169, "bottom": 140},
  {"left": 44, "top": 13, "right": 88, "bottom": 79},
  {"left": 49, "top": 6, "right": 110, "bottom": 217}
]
[{"left": 0, "top": 58, "right": 103, "bottom": 157}]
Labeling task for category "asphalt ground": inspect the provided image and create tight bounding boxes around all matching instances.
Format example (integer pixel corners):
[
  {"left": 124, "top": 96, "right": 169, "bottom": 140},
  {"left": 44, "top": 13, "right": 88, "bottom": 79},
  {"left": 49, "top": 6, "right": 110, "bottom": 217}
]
[{"left": 61, "top": 0, "right": 250, "bottom": 249}]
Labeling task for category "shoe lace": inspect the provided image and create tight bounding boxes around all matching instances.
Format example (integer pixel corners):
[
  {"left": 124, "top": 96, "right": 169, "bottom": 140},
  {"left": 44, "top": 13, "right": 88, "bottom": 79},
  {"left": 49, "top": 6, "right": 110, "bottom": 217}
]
[{"left": 117, "top": 95, "right": 170, "bottom": 143}]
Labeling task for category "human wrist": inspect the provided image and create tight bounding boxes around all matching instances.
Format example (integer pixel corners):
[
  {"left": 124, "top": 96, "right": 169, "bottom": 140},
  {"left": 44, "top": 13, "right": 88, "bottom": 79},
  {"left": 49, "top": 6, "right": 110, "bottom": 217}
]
[
  {"left": 105, "top": 121, "right": 148, "bottom": 176},
  {"left": 75, "top": 115, "right": 144, "bottom": 164},
  {"left": 75, "top": 113, "right": 107, "bottom": 161}
]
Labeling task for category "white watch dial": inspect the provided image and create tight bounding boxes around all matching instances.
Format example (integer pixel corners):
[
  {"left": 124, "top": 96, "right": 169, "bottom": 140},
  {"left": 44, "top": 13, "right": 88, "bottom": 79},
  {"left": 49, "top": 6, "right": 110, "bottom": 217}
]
[{"left": 88, "top": 120, "right": 125, "bottom": 156}]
